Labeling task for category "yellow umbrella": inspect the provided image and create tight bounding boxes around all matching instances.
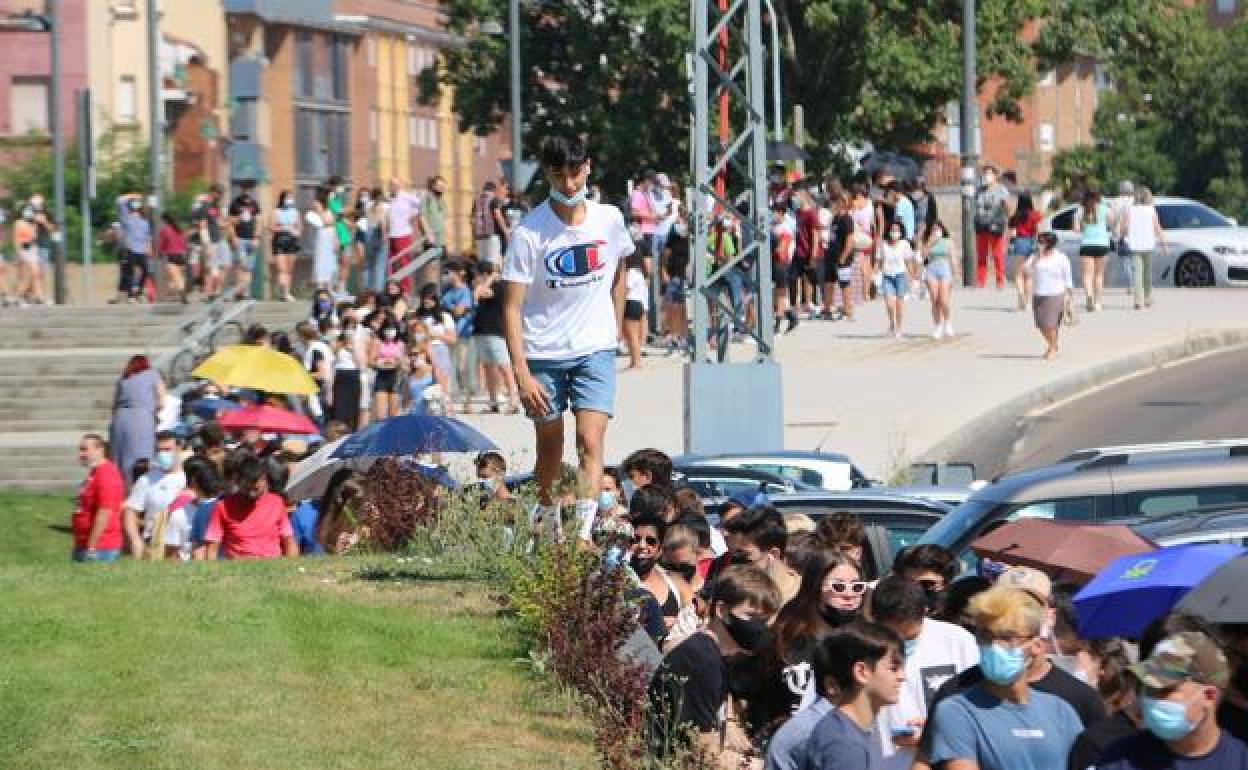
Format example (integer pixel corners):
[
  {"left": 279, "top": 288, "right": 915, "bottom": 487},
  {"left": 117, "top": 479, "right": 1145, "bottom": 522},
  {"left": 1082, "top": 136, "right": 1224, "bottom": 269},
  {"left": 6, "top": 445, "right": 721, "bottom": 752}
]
[{"left": 192, "top": 345, "right": 319, "bottom": 395}]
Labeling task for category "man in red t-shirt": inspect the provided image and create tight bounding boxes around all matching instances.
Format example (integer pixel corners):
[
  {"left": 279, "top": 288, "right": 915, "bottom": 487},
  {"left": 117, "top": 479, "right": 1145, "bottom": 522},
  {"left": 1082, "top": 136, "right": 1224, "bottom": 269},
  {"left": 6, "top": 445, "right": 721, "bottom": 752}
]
[
  {"left": 72, "top": 433, "right": 126, "bottom": 562},
  {"left": 794, "top": 190, "right": 824, "bottom": 318},
  {"left": 200, "top": 455, "right": 298, "bottom": 560}
]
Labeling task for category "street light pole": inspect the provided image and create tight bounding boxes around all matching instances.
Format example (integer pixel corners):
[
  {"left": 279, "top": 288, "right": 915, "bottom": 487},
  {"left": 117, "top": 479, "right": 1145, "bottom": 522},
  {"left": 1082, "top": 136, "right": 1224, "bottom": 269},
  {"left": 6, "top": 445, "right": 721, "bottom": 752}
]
[
  {"left": 147, "top": 0, "right": 164, "bottom": 298},
  {"left": 761, "top": 0, "right": 782, "bottom": 141},
  {"left": 47, "top": 0, "right": 66, "bottom": 305},
  {"left": 959, "top": 0, "right": 978, "bottom": 288},
  {"left": 508, "top": 0, "right": 521, "bottom": 190}
]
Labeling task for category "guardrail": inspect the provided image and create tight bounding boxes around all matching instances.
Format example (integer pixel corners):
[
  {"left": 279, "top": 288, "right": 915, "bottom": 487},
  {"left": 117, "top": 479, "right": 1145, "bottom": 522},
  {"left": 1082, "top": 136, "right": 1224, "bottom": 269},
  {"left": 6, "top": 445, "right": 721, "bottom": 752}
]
[{"left": 154, "top": 288, "right": 256, "bottom": 385}]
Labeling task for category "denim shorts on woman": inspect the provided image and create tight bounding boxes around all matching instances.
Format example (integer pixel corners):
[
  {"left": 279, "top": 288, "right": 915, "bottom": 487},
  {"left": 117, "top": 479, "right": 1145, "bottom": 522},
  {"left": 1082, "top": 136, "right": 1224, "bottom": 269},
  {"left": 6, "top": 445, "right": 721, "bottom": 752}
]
[
  {"left": 880, "top": 272, "right": 908, "bottom": 298},
  {"left": 528, "top": 349, "right": 616, "bottom": 422},
  {"left": 925, "top": 260, "right": 953, "bottom": 283}
]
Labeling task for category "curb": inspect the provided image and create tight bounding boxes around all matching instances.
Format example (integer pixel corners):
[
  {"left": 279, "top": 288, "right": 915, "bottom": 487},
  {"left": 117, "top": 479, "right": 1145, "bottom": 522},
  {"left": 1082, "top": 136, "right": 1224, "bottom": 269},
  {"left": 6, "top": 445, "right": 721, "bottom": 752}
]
[{"left": 918, "top": 328, "right": 1248, "bottom": 470}]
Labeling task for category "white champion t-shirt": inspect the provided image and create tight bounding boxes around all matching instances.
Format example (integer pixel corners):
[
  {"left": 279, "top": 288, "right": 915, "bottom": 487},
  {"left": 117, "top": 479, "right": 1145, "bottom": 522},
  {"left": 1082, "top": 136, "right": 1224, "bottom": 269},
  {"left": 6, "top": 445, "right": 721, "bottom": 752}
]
[
  {"left": 503, "top": 200, "right": 635, "bottom": 360},
  {"left": 877, "top": 617, "right": 980, "bottom": 770}
]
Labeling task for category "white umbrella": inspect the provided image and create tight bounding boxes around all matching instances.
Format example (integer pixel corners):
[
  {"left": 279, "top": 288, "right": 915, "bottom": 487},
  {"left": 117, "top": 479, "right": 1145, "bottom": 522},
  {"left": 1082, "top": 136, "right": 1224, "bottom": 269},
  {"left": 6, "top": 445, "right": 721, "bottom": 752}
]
[{"left": 286, "top": 437, "right": 374, "bottom": 502}]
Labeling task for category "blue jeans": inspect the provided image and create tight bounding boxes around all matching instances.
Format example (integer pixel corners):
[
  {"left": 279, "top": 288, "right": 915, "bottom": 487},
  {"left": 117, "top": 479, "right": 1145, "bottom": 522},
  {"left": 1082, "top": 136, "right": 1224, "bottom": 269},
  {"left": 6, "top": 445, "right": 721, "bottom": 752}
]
[
  {"left": 881, "top": 272, "right": 908, "bottom": 298},
  {"left": 73, "top": 548, "right": 121, "bottom": 562},
  {"left": 366, "top": 241, "right": 388, "bottom": 292},
  {"left": 527, "top": 349, "right": 616, "bottom": 422}
]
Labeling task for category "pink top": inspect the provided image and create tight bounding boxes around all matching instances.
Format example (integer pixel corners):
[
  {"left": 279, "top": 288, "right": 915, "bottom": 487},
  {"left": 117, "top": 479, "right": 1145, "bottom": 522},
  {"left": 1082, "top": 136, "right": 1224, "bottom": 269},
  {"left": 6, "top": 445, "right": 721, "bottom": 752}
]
[
  {"left": 378, "top": 340, "right": 403, "bottom": 360},
  {"left": 204, "top": 492, "right": 293, "bottom": 559}
]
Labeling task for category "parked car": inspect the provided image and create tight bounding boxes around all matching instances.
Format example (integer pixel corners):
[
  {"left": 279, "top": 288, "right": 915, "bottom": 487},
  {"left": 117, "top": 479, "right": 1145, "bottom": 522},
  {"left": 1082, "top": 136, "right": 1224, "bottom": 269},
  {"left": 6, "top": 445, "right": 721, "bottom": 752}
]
[
  {"left": 675, "top": 451, "right": 873, "bottom": 491},
  {"left": 1043, "top": 196, "right": 1248, "bottom": 287},
  {"left": 1060, "top": 438, "right": 1248, "bottom": 466},
  {"left": 504, "top": 464, "right": 808, "bottom": 506},
  {"left": 1130, "top": 504, "right": 1248, "bottom": 547},
  {"left": 765, "top": 490, "right": 951, "bottom": 578},
  {"left": 917, "top": 454, "right": 1248, "bottom": 557}
]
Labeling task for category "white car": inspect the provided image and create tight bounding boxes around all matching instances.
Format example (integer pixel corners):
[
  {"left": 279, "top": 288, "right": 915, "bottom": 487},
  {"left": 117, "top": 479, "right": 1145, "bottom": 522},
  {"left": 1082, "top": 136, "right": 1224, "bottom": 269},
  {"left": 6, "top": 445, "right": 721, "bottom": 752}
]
[
  {"left": 674, "top": 451, "right": 872, "bottom": 491},
  {"left": 1043, "top": 196, "right": 1248, "bottom": 287}
]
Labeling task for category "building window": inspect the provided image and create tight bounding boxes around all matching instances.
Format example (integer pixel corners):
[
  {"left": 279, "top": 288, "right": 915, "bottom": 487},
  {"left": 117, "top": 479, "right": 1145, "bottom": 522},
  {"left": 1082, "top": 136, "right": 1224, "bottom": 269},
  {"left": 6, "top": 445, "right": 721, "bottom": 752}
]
[
  {"left": 408, "top": 116, "right": 438, "bottom": 149},
  {"left": 117, "top": 75, "right": 137, "bottom": 123},
  {"left": 9, "top": 77, "right": 49, "bottom": 134},
  {"left": 369, "top": 108, "right": 378, "bottom": 142},
  {"left": 295, "top": 107, "right": 350, "bottom": 179},
  {"left": 1038, "top": 122, "right": 1055, "bottom": 152},
  {"left": 408, "top": 44, "right": 436, "bottom": 76},
  {"left": 1217, "top": 0, "right": 1237, "bottom": 13},
  {"left": 366, "top": 36, "right": 376, "bottom": 68},
  {"left": 331, "top": 35, "right": 351, "bottom": 102},
  {"left": 294, "top": 31, "right": 314, "bottom": 99},
  {"left": 232, "top": 98, "right": 256, "bottom": 140},
  {"left": 1094, "top": 64, "right": 1113, "bottom": 92}
]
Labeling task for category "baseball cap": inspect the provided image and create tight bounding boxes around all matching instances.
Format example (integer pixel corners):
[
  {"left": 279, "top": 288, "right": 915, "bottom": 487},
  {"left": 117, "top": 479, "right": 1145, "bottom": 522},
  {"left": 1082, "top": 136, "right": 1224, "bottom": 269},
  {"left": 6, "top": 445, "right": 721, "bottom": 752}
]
[
  {"left": 1131, "top": 631, "right": 1229, "bottom": 689},
  {"left": 997, "top": 566, "right": 1053, "bottom": 606},
  {"left": 1119, "top": 180, "right": 1135, "bottom": 195}
]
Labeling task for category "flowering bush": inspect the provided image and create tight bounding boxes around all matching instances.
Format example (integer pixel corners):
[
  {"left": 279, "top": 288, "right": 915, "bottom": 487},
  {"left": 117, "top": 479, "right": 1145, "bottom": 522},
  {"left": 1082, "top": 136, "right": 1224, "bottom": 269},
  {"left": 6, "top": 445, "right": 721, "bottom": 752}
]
[{"left": 358, "top": 459, "right": 437, "bottom": 550}]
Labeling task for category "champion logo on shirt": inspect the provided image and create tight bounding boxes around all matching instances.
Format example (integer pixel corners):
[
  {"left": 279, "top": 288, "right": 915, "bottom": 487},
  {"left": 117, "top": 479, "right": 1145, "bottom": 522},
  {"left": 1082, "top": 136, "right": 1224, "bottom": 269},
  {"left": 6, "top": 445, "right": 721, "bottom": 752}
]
[{"left": 544, "top": 240, "right": 609, "bottom": 288}]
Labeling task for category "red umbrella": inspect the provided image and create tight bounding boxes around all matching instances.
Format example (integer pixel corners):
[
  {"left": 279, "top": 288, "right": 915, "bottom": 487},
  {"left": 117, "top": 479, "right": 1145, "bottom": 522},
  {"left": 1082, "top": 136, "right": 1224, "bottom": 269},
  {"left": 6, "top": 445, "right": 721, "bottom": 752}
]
[
  {"left": 216, "top": 404, "right": 319, "bottom": 435},
  {"left": 970, "top": 518, "right": 1157, "bottom": 583}
]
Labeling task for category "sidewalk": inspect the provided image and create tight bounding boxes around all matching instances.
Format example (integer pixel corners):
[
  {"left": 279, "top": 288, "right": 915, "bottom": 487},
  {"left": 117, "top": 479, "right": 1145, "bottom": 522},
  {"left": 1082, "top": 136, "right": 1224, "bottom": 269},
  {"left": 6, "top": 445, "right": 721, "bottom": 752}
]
[{"left": 453, "top": 288, "right": 1248, "bottom": 479}]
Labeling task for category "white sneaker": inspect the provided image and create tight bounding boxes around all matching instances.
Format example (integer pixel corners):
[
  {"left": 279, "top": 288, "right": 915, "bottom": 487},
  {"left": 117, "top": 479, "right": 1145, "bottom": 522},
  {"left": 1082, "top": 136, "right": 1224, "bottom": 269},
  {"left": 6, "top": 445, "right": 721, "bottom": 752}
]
[
  {"left": 931, "top": 326, "right": 943, "bottom": 339},
  {"left": 943, "top": 321, "right": 955, "bottom": 337}
]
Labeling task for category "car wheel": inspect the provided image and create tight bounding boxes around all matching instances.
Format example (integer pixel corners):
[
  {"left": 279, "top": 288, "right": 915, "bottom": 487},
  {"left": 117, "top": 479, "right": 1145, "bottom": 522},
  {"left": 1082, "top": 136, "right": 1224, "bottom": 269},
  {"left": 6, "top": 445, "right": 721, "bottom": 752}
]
[{"left": 1175, "top": 253, "right": 1216, "bottom": 288}]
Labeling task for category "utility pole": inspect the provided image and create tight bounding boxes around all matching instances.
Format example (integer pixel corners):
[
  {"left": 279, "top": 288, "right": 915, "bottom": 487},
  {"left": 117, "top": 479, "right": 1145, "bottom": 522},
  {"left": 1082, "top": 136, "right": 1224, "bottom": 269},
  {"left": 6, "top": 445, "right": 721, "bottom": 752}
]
[
  {"left": 508, "top": 0, "right": 521, "bottom": 190},
  {"left": 147, "top": 0, "right": 163, "bottom": 298},
  {"left": 77, "top": 89, "right": 94, "bottom": 303},
  {"left": 48, "top": 0, "right": 66, "bottom": 305},
  {"left": 960, "top": 0, "right": 978, "bottom": 287}
]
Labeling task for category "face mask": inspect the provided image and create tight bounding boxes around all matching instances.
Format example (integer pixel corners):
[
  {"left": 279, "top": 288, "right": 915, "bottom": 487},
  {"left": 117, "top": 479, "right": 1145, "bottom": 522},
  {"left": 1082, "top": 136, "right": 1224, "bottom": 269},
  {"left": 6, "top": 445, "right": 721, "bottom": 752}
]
[
  {"left": 1141, "top": 695, "right": 1197, "bottom": 742},
  {"left": 620, "top": 478, "right": 638, "bottom": 503},
  {"left": 722, "top": 611, "right": 771, "bottom": 652},
  {"left": 412, "top": 332, "right": 428, "bottom": 343},
  {"left": 549, "top": 184, "right": 589, "bottom": 207},
  {"left": 383, "top": 328, "right": 397, "bottom": 340},
  {"left": 819, "top": 604, "right": 859, "bottom": 627},
  {"left": 316, "top": 300, "right": 331, "bottom": 312},
  {"left": 663, "top": 561, "right": 698, "bottom": 583},
  {"left": 481, "top": 477, "right": 497, "bottom": 493},
  {"left": 903, "top": 638, "right": 920, "bottom": 659},
  {"left": 360, "top": 195, "right": 371, "bottom": 205},
  {"left": 156, "top": 450, "right": 177, "bottom": 471},
  {"left": 128, "top": 200, "right": 142, "bottom": 211},
  {"left": 22, "top": 208, "right": 34, "bottom": 221},
  {"left": 729, "top": 550, "right": 756, "bottom": 567},
  {"left": 630, "top": 553, "right": 656, "bottom": 577},
  {"left": 598, "top": 490, "right": 616, "bottom": 511},
  {"left": 673, "top": 222, "right": 688, "bottom": 238},
  {"left": 720, "top": 216, "right": 732, "bottom": 227},
  {"left": 889, "top": 230, "right": 902, "bottom": 241},
  {"left": 979, "top": 643, "right": 1028, "bottom": 685},
  {"left": 30, "top": 197, "right": 43, "bottom": 209},
  {"left": 922, "top": 587, "right": 943, "bottom": 613}
]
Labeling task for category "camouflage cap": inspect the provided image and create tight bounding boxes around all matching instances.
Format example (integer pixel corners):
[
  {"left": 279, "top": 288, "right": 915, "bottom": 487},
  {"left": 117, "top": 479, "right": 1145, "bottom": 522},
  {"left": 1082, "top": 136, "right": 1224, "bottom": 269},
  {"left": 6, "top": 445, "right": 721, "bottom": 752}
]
[{"left": 1130, "top": 631, "right": 1229, "bottom": 689}]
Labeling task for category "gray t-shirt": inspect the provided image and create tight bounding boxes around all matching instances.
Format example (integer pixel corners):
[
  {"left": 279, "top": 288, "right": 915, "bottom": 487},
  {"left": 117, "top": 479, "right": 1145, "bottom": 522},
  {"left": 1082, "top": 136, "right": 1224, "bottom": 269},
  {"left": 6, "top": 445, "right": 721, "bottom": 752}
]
[
  {"left": 804, "top": 708, "right": 883, "bottom": 770},
  {"left": 927, "top": 684, "right": 1082, "bottom": 770},
  {"left": 975, "top": 184, "right": 1009, "bottom": 231}
]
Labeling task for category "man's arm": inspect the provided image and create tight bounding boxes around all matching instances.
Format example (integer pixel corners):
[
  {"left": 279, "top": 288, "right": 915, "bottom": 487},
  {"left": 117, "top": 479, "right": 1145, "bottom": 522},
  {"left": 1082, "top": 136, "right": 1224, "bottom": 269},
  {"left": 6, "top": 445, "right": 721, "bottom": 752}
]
[
  {"left": 87, "top": 506, "right": 114, "bottom": 552},
  {"left": 612, "top": 261, "right": 627, "bottom": 333},
  {"left": 123, "top": 506, "right": 144, "bottom": 559},
  {"left": 502, "top": 280, "right": 549, "bottom": 418}
]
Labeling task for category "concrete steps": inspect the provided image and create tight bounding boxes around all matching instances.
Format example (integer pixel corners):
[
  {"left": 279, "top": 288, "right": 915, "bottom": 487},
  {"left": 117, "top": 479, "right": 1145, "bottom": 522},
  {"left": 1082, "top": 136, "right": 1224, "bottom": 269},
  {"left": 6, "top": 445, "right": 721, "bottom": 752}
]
[{"left": 0, "top": 301, "right": 309, "bottom": 490}]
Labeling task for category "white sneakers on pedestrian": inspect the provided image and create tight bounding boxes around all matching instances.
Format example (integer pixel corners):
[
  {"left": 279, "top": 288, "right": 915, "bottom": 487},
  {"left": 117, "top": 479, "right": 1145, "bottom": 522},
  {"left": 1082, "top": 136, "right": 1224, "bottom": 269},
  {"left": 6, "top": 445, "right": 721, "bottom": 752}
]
[
  {"left": 943, "top": 321, "right": 954, "bottom": 337},
  {"left": 931, "top": 321, "right": 955, "bottom": 339}
]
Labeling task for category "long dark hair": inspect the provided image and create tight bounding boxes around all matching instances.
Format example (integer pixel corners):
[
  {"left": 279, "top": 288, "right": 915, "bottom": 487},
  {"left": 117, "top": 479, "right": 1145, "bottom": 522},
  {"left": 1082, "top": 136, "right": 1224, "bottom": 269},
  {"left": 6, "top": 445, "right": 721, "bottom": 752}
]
[
  {"left": 1081, "top": 189, "right": 1102, "bottom": 224},
  {"left": 770, "top": 549, "right": 862, "bottom": 662},
  {"left": 1010, "top": 192, "right": 1035, "bottom": 228},
  {"left": 161, "top": 212, "right": 182, "bottom": 233}
]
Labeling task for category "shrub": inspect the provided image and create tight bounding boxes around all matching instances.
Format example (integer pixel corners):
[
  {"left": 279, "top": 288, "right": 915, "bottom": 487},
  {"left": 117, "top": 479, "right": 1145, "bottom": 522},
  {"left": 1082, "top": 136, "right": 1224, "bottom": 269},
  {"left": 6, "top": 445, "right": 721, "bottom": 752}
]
[{"left": 359, "top": 459, "right": 437, "bottom": 550}]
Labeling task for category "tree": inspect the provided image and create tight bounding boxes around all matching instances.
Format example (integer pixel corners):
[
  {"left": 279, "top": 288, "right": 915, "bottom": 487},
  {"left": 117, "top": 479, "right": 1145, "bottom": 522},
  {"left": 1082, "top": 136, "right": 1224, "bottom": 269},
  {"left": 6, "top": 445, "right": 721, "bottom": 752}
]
[{"left": 420, "top": 0, "right": 691, "bottom": 196}]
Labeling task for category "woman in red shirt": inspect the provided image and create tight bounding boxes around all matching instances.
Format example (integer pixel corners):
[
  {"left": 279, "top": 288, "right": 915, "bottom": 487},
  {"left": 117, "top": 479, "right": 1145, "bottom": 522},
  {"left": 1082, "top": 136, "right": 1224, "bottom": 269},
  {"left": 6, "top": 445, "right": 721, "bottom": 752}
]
[
  {"left": 158, "top": 212, "right": 189, "bottom": 303},
  {"left": 1009, "top": 192, "right": 1043, "bottom": 311}
]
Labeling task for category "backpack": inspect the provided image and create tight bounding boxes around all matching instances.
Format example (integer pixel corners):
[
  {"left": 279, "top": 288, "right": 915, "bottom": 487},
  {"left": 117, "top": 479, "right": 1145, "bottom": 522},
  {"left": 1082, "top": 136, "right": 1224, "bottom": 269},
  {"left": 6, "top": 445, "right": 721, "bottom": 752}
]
[{"left": 472, "top": 194, "right": 495, "bottom": 239}]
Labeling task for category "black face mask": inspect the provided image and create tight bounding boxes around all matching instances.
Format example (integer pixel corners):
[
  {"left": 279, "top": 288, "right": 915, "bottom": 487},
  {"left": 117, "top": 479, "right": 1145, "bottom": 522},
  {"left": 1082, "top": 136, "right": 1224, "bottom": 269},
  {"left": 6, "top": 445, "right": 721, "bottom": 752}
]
[
  {"left": 630, "top": 553, "right": 657, "bottom": 577},
  {"left": 819, "top": 604, "right": 859, "bottom": 627},
  {"left": 663, "top": 561, "right": 697, "bottom": 583},
  {"left": 922, "top": 587, "right": 944, "bottom": 614},
  {"left": 722, "top": 611, "right": 771, "bottom": 652},
  {"left": 730, "top": 550, "right": 756, "bottom": 566}
]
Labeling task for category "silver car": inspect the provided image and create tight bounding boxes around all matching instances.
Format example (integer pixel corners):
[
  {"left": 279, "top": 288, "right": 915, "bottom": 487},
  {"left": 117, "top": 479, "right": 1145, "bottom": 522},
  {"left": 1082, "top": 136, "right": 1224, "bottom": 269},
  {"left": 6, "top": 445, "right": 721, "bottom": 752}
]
[{"left": 1043, "top": 196, "right": 1248, "bottom": 287}]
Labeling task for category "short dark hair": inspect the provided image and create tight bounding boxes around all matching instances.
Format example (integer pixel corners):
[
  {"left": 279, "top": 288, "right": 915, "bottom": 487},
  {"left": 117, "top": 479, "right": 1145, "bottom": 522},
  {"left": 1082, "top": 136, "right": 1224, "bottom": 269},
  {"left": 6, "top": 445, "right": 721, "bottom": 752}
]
[
  {"left": 619, "top": 448, "right": 673, "bottom": 487},
  {"left": 812, "top": 621, "right": 902, "bottom": 698},
  {"left": 184, "top": 457, "right": 224, "bottom": 498},
  {"left": 540, "top": 135, "right": 589, "bottom": 169},
  {"left": 234, "top": 454, "right": 266, "bottom": 491},
  {"left": 265, "top": 455, "right": 290, "bottom": 497},
  {"left": 784, "top": 531, "right": 828, "bottom": 575},
  {"left": 155, "top": 430, "right": 179, "bottom": 445},
  {"left": 673, "top": 510, "right": 711, "bottom": 549},
  {"left": 82, "top": 433, "right": 109, "bottom": 456},
  {"left": 629, "top": 484, "right": 675, "bottom": 520},
  {"left": 817, "top": 511, "right": 865, "bottom": 550},
  {"left": 631, "top": 512, "right": 667, "bottom": 543},
  {"left": 723, "top": 505, "right": 787, "bottom": 554},
  {"left": 673, "top": 487, "right": 705, "bottom": 518},
  {"left": 893, "top": 544, "right": 958, "bottom": 583},
  {"left": 871, "top": 575, "right": 928, "bottom": 624},
  {"left": 709, "top": 564, "right": 782, "bottom": 616},
  {"left": 475, "top": 451, "right": 507, "bottom": 475}
]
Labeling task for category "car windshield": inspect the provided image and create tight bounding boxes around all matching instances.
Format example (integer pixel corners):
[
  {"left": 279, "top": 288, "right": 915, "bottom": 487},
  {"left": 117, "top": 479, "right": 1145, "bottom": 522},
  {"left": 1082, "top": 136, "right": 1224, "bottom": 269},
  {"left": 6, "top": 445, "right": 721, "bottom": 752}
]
[
  {"left": 917, "top": 496, "right": 1001, "bottom": 549},
  {"left": 1158, "top": 203, "right": 1232, "bottom": 230}
]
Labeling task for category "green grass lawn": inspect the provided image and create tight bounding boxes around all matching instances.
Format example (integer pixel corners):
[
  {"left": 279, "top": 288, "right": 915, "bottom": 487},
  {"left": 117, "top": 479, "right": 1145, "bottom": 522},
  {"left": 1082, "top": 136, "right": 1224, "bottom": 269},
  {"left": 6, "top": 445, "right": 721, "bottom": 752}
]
[{"left": 0, "top": 491, "right": 593, "bottom": 770}]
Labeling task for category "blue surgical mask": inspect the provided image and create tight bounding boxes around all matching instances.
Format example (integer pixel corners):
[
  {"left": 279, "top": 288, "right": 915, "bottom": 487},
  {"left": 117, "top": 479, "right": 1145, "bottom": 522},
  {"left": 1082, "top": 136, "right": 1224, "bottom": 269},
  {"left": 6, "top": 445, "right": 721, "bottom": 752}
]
[
  {"left": 549, "top": 185, "right": 588, "bottom": 207},
  {"left": 903, "top": 638, "right": 920, "bottom": 659},
  {"left": 979, "top": 643, "right": 1027, "bottom": 685},
  {"left": 1141, "top": 695, "right": 1197, "bottom": 742},
  {"left": 598, "top": 490, "right": 616, "bottom": 511},
  {"left": 156, "top": 450, "right": 177, "bottom": 471}
]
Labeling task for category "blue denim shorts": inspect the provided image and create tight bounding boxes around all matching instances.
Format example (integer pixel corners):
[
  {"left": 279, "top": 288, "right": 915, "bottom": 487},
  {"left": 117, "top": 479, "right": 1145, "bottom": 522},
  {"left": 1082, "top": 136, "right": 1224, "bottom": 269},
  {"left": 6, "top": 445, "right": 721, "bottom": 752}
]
[
  {"left": 235, "top": 239, "right": 259, "bottom": 270},
  {"left": 73, "top": 548, "right": 121, "bottom": 563},
  {"left": 925, "top": 260, "right": 953, "bottom": 283},
  {"left": 880, "top": 272, "right": 908, "bottom": 298},
  {"left": 528, "top": 349, "right": 616, "bottom": 422}
]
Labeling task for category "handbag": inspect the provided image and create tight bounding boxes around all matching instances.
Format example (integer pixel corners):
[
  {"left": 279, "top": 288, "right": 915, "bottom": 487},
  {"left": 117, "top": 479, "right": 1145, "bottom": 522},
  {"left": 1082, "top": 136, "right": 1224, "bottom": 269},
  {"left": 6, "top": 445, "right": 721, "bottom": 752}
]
[{"left": 1062, "top": 292, "right": 1079, "bottom": 326}]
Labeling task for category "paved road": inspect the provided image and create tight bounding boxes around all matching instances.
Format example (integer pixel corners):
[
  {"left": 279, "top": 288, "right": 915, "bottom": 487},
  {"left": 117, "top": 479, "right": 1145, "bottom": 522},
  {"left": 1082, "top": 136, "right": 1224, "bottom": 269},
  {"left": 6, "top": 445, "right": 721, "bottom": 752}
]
[{"left": 964, "top": 346, "right": 1248, "bottom": 480}]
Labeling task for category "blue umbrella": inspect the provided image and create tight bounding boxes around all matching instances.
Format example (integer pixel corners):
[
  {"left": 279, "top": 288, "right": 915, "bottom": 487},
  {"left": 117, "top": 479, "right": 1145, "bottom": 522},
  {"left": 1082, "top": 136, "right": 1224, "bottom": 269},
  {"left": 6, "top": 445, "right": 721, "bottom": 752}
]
[
  {"left": 331, "top": 414, "right": 499, "bottom": 459},
  {"left": 1073, "top": 543, "right": 1244, "bottom": 640},
  {"left": 189, "top": 397, "right": 242, "bottom": 420}
]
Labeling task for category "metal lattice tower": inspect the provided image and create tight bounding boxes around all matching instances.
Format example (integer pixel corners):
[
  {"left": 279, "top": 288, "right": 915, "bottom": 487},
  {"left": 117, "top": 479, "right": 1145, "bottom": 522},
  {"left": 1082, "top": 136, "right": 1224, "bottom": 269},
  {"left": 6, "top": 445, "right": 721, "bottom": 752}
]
[{"left": 683, "top": 0, "right": 784, "bottom": 454}]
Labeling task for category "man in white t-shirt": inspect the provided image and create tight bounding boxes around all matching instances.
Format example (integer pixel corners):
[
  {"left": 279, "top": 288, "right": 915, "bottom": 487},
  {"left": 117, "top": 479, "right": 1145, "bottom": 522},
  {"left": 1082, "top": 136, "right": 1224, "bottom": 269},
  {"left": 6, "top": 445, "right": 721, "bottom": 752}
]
[
  {"left": 121, "top": 430, "right": 187, "bottom": 559},
  {"left": 870, "top": 575, "right": 980, "bottom": 770},
  {"left": 502, "top": 135, "right": 634, "bottom": 541},
  {"left": 386, "top": 178, "right": 425, "bottom": 294}
]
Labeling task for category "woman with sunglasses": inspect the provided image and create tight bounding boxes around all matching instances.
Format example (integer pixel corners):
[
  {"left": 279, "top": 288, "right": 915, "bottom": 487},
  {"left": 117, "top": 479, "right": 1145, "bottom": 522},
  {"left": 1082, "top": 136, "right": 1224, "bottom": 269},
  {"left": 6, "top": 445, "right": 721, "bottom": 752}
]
[
  {"left": 629, "top": 513, "right": 693, "bottom": 632},
  {"left": 735, "top": 550, "right": 868, "bottom": 743}
]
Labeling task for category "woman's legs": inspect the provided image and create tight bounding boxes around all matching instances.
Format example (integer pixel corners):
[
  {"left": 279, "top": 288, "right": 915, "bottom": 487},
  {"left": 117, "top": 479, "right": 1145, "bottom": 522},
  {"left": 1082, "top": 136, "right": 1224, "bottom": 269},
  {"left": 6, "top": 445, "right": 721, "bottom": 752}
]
[
  {"left": 1040, "top": 326, "right": 1060, "bottom": 359},
  {"left": 1094, "top": 256, "right": 1108, "bottom": 308},
  {"left": 277, "top": 252, "right": 294, "bottom": 300},
  {"left": 623, "top": 318, "right": 642, "bottom": 368},
  {"left": 1081, "top": 256, "right": 1096, "bottom": 310},
  {"left": 927, "top": 279, "right": 943, "bottom": 326},
  {"left": 885, "top": 294, "right": 902, "bottom": 335}
]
